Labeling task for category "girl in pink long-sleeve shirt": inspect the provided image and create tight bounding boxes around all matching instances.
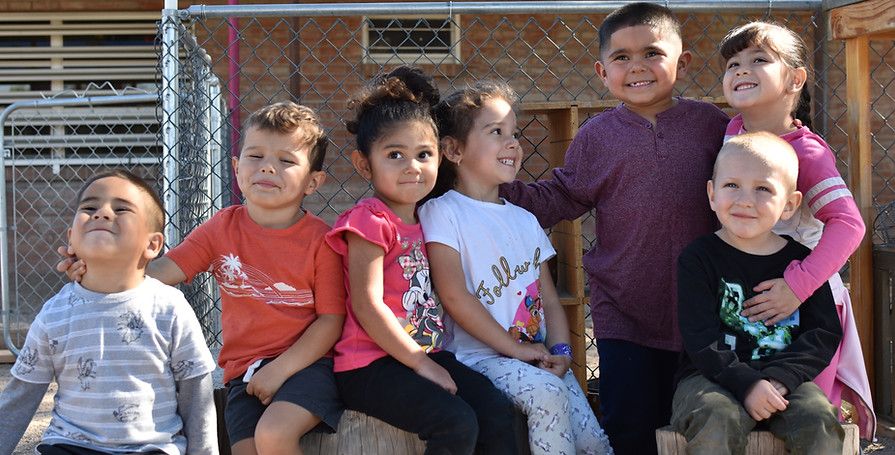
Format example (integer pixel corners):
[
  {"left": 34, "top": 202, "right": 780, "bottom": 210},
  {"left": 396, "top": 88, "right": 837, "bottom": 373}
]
[{"left": 719, "top": 21, "right": 875, "bottom": 439}]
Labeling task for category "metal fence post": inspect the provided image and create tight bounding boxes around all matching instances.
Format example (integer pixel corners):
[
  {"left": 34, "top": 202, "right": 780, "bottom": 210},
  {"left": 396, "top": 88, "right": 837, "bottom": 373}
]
[{"left": 161, "top": 8, "right": 181, "bottom": 249}]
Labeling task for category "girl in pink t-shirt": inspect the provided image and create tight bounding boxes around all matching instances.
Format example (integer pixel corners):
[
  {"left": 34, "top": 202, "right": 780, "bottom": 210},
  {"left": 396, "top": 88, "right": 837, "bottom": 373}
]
[
  {"left": 324, "top": 66, "right": 518, "bottom": 455},
  {"left": 720, "top": 21, "right": 874, "bottom": 438}
]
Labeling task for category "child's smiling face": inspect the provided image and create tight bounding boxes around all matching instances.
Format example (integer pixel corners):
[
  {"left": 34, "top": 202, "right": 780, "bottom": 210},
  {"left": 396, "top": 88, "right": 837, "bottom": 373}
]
[
  {"left": 68, "top": 176, "right": 158, "bottom": 264},
  {"left": 595, "top": 25, "right": 690, "bottom": 119},
  {"left": 453, "top": 98, "right": 521, "bottom": 191}
]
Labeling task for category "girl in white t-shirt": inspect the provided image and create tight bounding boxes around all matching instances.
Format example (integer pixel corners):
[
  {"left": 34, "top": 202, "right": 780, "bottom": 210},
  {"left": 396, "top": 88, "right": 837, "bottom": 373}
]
[
  {"left": 326, "top": 66, "right": 519, "bottom": 455},
  {"left": 419, "top": 81, "right": 613, "bottom": 455}
]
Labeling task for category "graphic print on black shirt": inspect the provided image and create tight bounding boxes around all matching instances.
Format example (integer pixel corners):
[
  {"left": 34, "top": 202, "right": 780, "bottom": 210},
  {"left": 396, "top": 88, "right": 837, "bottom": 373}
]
[{"left": 718, "top": 277, "right": 799, "bottom": 360}]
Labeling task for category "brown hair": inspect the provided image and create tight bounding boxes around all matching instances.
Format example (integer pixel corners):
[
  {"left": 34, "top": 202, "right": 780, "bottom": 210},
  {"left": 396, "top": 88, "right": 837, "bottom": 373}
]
[
  {"left": 720, "top": 21, "right": 812, "bottom": 129},
  {"left": 245, "top": 101, "right": 329, "bottom": 171},
  {"left": 77, "top": 169, "right": 165, "bottom": 232},
  {"left": 424, "top": 80, "right": 518, "bottom": 203}
]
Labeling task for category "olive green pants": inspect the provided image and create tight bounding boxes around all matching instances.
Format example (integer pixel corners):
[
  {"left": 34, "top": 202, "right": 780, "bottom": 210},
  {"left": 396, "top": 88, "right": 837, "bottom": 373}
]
[{"left": 670, "top": 374, "right": 844, "bottom": 455}]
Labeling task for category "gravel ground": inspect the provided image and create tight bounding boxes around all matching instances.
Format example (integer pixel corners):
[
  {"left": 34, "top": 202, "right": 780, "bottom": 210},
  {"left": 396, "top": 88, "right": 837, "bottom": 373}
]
[{"left": 1, "top": 360, "right": 893, "bottom": 454}]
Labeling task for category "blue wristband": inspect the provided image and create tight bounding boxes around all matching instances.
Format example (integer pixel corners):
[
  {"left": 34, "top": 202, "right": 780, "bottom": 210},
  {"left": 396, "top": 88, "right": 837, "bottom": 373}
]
[{"left": 549, "top": 342, "right": 572, "bottom": 357}]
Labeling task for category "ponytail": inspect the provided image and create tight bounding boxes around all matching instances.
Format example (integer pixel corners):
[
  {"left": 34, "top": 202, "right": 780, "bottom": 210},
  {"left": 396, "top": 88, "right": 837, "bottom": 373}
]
[{"left": 793, "top": 88, "right": 812, "bottom": 131}]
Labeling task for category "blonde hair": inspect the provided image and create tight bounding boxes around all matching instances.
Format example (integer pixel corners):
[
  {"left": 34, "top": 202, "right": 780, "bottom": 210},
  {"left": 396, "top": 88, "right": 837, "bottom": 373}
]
[{"left": 715, "top": 131, "right": 799, "bottom": 191}]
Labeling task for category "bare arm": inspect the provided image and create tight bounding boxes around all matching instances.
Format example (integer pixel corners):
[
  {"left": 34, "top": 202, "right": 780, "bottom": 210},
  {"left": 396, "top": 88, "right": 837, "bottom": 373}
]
[
  {"left": 427, "top": 242, "right": 549, "bottom": 363},
  {"left": 146, "top": 256, "right": 188, "bottom": 285},
  {"left": 536, "top": 262, "right": 572, "bottom": 377},
  {"left": 57, "top": 250, "right": 187, "bottom": 286},
  {"left": 346, "top": 233, "right": 456, "bottom": 393}
]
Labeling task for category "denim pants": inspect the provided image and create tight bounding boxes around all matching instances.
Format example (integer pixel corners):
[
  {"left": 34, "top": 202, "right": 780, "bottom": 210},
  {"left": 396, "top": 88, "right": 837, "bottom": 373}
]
[
  {"left": 335, "top": 350, "right": 518, "bottom": 455},
  {"left": 671, "top": 374, "right": 844, "bottom": 455},
  {"left": 596, "top": 339, "right": 678, "bottom": 455}
]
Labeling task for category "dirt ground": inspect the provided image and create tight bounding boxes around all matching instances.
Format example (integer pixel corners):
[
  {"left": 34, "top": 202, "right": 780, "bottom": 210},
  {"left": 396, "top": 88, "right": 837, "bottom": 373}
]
[{"left": 2, "top": 360, "right": 894, "bottom": 454}]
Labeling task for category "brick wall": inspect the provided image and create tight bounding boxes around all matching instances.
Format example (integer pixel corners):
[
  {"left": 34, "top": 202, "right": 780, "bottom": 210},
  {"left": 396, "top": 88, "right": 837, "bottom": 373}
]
[{"left": 2, "top": 0, "right": 893, "bottom": 338}]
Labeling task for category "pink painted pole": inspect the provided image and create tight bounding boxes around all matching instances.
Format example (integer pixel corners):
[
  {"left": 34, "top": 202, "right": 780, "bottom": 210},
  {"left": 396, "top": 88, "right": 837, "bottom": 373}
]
[{"left": 227, "top": 0, "right": 241, "bottom": 203}]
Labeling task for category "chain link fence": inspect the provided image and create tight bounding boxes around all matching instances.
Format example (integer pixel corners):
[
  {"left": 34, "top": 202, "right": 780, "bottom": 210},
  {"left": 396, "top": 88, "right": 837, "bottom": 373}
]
[
  {"left": 1, "top": 91, "right": 161, "bottom": 353},
  {"left": 3, "top": 2, "right": 894, "bottom": 387}
]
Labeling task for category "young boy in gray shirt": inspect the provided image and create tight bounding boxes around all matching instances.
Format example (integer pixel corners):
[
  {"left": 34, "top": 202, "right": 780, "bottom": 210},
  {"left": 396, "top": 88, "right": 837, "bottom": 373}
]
[{"left": 0, "top": 170, "right": 217, "bottom": 455}]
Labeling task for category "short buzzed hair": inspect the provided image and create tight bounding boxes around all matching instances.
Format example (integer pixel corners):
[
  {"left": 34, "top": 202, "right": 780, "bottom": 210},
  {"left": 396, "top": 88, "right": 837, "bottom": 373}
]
[
  {"left": 599, "top": 2, "right": 683, "bottom": 55},
  {"left": 714, "top": 132, "right": 799, "bottom": 191},
  {"left": 245, "top": 101, "right": 329, "bottom": 172},
  {"left": 77, "top": 170, "right": 165, "bottom": 232}
]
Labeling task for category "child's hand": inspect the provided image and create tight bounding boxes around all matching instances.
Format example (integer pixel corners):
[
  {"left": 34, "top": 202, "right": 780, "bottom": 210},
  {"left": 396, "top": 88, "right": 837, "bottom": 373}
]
[
  {"left": 538, "top": 354, "right": 571, "bottom": 378},
  {"left": 742, "top": 278, "right": 801, "bottom": 326},
  {"left": 510, "top": 342, "right": 550, "bottom": 364},
  {"left": 414, "top": 358, "right": 457, "bottom": 394},
  {"left": 768, "top": 378, "right": 789, "bottom": 397},
  {"left": 743, "top": 379, "right": 788, "bottom": 421},
  {"left": 55, "top": 245, "right": 86, "bottom": 282},
  {"left": 245, "top": 363, "right": 289, "bottom": 406}
]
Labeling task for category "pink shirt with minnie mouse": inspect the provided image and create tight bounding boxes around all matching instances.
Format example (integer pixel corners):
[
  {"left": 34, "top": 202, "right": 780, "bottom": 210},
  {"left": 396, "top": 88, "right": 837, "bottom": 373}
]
[{"left": 326, "top": 197, "right": 445, "bottom": 372}]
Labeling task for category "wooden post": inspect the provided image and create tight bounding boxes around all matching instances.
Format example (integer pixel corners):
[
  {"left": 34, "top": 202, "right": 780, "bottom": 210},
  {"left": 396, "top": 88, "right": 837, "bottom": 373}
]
[
  {"left": 543, "top": 105, "right": 588, "bottom": 391},
  {"left": 844, "top": 34, "right": 875, "bottom": 393}
]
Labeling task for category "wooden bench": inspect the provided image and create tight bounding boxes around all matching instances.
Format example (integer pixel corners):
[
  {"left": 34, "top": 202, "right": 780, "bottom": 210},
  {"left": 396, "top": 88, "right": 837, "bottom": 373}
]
[
  {"left": 655, "top": 423, "right": 860, "bottom": 455},
  {"left": 214, "top": 388, "right": 530, "bottom": 455}
]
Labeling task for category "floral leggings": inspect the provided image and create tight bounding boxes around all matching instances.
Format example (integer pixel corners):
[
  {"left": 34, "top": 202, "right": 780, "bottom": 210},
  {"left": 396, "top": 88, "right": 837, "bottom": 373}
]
[{"left": 471, "top": 356, "right": 613, "bottom": 455}]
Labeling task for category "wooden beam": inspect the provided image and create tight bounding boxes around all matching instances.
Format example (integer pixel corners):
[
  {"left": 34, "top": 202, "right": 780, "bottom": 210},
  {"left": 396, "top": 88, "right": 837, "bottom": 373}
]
[
  {"left": 845, "top": 35, "right": 875, "bottom": 393},
  {"left": 829, "top": 0, "right": 895, "bottom": 40},
  {"left": 541, "top": 106, "right": 591, "bottom": 391}
]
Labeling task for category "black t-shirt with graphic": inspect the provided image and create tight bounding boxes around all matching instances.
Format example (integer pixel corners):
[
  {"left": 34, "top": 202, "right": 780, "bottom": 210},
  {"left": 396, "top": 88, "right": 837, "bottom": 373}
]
[{"left": 675, "top": 234, "right": 842, "bottom": 403}]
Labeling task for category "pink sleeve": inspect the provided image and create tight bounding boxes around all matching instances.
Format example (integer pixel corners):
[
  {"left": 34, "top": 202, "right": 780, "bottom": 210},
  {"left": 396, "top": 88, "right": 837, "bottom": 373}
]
[
  {"left": 783, "top": 136, "right": 865, "bottom": 302},
  {"left": 325, "top": 202, "right": 395, "bottom": 257}
]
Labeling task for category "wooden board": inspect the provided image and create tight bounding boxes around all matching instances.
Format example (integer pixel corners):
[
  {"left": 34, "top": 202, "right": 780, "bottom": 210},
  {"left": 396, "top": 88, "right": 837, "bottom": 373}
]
[
  {"left": 656, "top": 423, "right": 859, "bottom": 455},
  {"left": 829, "top": 0, "right": 895, "bottom": 40}
]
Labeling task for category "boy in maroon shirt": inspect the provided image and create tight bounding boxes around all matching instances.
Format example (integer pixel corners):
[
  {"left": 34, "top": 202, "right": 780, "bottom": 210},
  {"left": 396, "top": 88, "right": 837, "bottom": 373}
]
[{"left": 501, "top": 3, "right": 728, "bottom": 453}]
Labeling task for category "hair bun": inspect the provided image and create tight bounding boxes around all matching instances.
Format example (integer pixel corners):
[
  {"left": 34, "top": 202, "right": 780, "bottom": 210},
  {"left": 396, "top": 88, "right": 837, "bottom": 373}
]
[{"left": 385, "top": 66, "right": 440, "bottom": 106}]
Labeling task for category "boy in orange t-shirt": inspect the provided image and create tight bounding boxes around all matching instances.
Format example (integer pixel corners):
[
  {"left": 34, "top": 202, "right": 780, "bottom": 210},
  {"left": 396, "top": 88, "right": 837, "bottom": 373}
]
[{"left": 61, "top": 102, "right": 346, "bottom": 455}]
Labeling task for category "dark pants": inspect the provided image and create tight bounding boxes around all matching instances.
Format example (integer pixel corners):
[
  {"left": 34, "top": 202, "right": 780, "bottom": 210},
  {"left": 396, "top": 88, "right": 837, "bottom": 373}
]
[
  {"left": 671, "top": 374, "right": 844, "bottom": 455},
  {"left": 37, "top": 445, "right": 165, "bottom": 455},
  {"left": 596, "top": 338, "right": 679, "bottom": 455},
  {"left": 335, "top": 350, "right": 518, "bottom": 455}
]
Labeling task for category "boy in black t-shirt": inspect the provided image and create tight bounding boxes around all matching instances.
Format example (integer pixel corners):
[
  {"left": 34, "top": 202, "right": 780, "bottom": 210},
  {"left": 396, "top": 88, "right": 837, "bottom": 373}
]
[{"left": 672, "top": 131, "right": 844, "bottom": 454}]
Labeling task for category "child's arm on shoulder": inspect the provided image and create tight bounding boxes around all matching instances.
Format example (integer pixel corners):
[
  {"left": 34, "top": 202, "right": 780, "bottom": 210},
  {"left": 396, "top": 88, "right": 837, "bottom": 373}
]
[
  {"left": 536, "top": 262, "right": 572, "bottom": 377},
  {"left": 500, "top": 130, "right": 595, "bottom": 228},
  {"left": 346, "top": 232, "right": 457, "bottom": 393},
  {"left": 246, "top": 313, "right": 344, "bottom": 405},
  {"left": 743, "top": 140, "right": 864, "bottom": 325},
  {"left": 56, "top": 253, "right": 187, "bottom": 286},
  {"left": 427, "top": 243, "right": 550, "bottom": 364},
  {"left": 176, "top": 372, "right": 218, "bottom": 455},
  {"left": 0, "top": 378, "right": 48, "bottom": 454},
  {"left": 146, "top": 256, "right": 188, "bottom": 285}
]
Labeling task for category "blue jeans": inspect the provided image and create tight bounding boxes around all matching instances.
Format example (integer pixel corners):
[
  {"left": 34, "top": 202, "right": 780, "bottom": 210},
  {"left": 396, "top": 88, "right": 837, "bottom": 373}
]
[{"left": 596, "top": 339, "right": 678, "bottom": 455}]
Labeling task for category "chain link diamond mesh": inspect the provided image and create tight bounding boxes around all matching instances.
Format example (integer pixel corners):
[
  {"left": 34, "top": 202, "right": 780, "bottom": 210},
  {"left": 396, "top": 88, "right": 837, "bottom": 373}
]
[{"left": 3, "top": 3, "right": 894, "bottom": 389}]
